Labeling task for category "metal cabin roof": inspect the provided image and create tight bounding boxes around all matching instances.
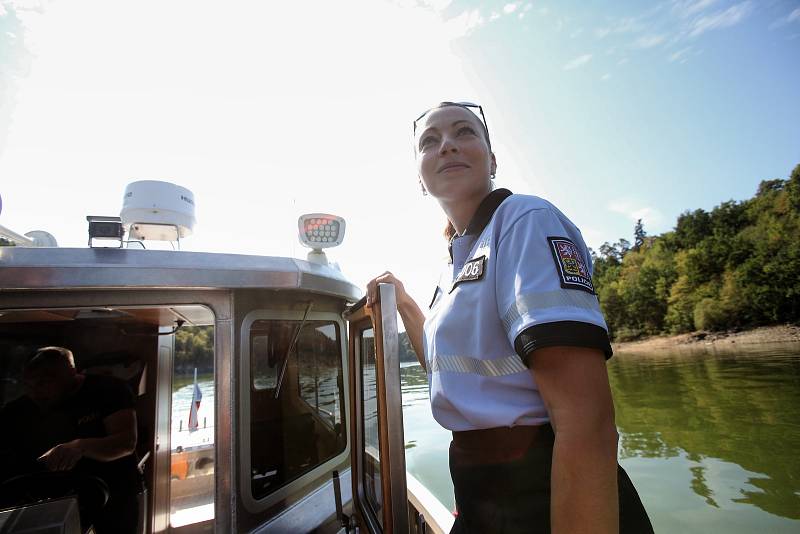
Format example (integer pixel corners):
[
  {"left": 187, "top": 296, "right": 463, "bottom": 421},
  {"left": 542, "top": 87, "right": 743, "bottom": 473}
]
[{"left": 0, "top": 247, "right": 362, "bottom": 300}]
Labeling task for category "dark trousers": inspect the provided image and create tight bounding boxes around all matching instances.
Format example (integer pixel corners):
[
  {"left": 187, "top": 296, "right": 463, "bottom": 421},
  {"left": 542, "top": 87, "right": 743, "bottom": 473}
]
[{"left": 449, "top": 424, "right": 654, "bottom": 534}]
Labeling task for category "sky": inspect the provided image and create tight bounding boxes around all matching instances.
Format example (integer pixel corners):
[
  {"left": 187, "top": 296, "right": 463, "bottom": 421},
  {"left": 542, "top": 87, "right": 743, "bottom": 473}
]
[{"left": 1, "top": 0, "right": 799, "bottom": 309}]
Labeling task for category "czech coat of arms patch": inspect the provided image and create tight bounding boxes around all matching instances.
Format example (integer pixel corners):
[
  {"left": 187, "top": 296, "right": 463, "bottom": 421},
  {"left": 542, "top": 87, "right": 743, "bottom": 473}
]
[{"left": 547, "top": 237, "right": 595, "bottom": 294}]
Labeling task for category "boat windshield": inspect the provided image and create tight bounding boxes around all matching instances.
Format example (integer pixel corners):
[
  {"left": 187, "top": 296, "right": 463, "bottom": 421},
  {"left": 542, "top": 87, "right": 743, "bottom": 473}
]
[{"left": 248, "top": 319, "right": 346, "bottom": 500}]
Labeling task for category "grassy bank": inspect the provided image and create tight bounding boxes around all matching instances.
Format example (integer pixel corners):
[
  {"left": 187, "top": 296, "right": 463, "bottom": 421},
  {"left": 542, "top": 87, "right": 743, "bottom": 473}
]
[{"left": 612, "top": 324, "right": 800, "bottom": 354}]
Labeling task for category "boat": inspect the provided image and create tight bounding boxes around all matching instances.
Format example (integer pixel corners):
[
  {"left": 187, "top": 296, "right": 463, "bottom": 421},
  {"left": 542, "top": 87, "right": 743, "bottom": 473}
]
[{"left": 0, "top": 181, "right": 454, "bottom": 533}]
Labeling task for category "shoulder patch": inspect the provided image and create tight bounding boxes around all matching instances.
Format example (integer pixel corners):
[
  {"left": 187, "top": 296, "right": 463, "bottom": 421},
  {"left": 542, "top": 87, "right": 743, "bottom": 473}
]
[
  {"left": 449, "top": 255, "right": 486, "bottom": 293},
  {"left": 547, "top": 237, "right": 595, "bottom": 294}
]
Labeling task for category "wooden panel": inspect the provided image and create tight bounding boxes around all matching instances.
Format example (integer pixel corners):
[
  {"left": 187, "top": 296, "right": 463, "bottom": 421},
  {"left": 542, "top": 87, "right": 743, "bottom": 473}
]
[
  {"left": 0, "top": 309, "right": 75, "bottom": 323},
  {"left": 0, "top": 305, "right": 212, "bottom": 327}
]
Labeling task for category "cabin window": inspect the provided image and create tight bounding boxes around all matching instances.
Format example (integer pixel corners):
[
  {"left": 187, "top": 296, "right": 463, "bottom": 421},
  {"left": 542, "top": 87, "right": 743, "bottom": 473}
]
[
  {"left": 0, "top": 305, "right": 216, "bottom": 534},
  {"left": 360, "top": 327, "right": 384, "bottom": 526},
  {"left": 248, "top": 319, "right": 346, "bottom": 500},
  {"left": 170, "top": 325, "right": 215, "bottom": 528}
]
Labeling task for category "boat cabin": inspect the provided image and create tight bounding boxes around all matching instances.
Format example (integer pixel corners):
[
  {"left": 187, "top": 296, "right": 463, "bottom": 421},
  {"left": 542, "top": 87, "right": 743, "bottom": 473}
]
[{"left": 0, "top": 185, "right": 453, "bottom": 533}]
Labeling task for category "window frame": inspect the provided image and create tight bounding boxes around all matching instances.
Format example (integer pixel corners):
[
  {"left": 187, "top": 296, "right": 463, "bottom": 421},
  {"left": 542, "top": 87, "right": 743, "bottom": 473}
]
[
  {"left": 359, "top": 325, "right": 384, "bottom": 527},
  {"left": 345, "top": 283, "right": 408, "bottom": 534},
  {"left": 238, "top": 309, "right": 350, "bottom": 513}
]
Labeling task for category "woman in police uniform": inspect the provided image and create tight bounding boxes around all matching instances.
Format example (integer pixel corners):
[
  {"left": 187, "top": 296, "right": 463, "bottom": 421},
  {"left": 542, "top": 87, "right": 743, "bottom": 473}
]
[{"left": 366, "top": 102, "right": 653, "bottom": 534}]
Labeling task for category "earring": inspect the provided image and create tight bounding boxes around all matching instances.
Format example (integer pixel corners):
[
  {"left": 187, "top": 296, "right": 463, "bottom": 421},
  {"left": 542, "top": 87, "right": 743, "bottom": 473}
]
[{"left": 420, "top": 181, "right": 428, "bottom": 196}]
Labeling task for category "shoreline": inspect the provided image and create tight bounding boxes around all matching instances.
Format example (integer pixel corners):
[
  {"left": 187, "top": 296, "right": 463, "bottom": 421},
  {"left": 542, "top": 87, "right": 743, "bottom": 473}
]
[{"left": 612, "top": 324, "right": 800, "bottom": 354}]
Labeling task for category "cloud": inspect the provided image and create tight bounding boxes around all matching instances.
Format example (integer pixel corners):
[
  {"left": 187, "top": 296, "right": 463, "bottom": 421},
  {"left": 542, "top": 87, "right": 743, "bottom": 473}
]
[
  {"left": 418, "top": 0, "right": 453, "bottom": 13},
  {"left": 612, "top": 16, "right": 646, "bottom": 34},
  {"left": 634, "top": 33, "right": 667, "bottom": 48},
  {"left": 617, "top": 57, "right": 629, "bottom": 65},
  {"left": 769, "top": 7, "right": 800, "bottom": 29},
  {"left": 563, "top": 54, "right": 592, "bottom": 70},
  {"left": 668, "top": 46, "right": 692, "bottom": 62},
  {"left": 595, "top": 15, "right": 647, "bottom": 40},
  {"left": 689, "top": 1, "right": 753, "bottom": 37},
  {"left": 594, "top": 27, "right": 611, "bottom": 38},
  {"left": 503, "top": 2, "right": 520, "bottom": 15},
  {"left": 608, "top": 200, "right": 665, "bottom": 226},
  {"left": 671, "top": 0, "right": 719, "bottom": 19},
  {"left": 601, "top": 73, "right": 611, "bottom": 81},
  {"left": 444, "top": 8, "right": 485, "bottom": 37}
]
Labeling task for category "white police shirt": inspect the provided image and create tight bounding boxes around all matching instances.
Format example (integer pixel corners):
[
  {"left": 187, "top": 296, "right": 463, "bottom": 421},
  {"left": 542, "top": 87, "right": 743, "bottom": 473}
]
[{"left": 423, "top": 189, "right": 612, "bottom": 432}]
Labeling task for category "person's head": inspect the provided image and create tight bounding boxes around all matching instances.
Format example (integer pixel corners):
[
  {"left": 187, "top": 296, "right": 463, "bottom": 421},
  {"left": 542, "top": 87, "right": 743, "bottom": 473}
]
[
  {"left": 413, "top": 102, "right": 497, "bottom": 236},
  {"left": 23, "top": 346, "right": 78, "bottom": 408}
]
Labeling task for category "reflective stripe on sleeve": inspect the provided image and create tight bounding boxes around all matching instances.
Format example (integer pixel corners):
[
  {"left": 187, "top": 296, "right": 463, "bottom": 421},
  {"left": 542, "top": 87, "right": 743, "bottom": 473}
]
[
  {"left": 501, "top": 290, "right": 601, "bottom": 333},
  {"left": 430, "top": 354, "right": 528, "bottom": 376}
]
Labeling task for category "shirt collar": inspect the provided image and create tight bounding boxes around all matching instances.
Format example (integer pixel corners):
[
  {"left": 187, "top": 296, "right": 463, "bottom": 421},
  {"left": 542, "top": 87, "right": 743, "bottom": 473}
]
[
  {"left": 448, "top": 188, "right": 513, "bottom": 262},
  {"left": 462, "top": 188, "right": 513, "bottom": 236}
]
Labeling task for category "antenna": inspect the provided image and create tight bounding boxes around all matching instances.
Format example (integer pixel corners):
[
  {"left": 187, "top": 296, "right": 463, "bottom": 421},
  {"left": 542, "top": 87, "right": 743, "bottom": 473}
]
[
  {"left": 24, "top": 231, "right": 58, "bottom": 247},
  {"left": 0, "top": 226, "right": 58, "bottom": 248}
]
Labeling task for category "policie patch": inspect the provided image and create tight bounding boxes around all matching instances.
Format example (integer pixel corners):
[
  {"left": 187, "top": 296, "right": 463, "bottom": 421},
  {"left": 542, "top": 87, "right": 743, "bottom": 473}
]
[
  {"left": 449, "top": 255, "right": 486, "bottom": 293},
  {"left": 547, "top": 237, "right": 595, "bottom": 294}
]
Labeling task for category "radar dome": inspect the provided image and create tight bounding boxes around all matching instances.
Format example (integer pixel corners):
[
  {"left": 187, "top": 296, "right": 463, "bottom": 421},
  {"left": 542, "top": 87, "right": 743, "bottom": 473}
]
[{"left": 120, "top": 180, "right": 196, "bottom": 241}]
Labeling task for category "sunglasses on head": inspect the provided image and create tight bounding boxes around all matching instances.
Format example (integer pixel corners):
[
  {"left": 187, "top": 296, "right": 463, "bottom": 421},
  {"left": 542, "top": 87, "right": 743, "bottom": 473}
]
[{"left": 413, "top": 101, "right": 491, "bottom": 150}]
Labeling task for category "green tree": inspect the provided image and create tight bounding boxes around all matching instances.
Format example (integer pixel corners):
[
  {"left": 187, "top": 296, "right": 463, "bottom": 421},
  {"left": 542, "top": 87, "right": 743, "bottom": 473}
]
[
  {"left": 595, "top": 163, "right": 800, "bottom": 339},
  {"left": 175, "top": 326, "right": 213, "bottom": 372},
  {"left": 633, "top": 219, "right": 646, "bottom": 251},
  {"left": 673, "top": 209, "right": 711, "bottom": 250},
  {"left": 786, "top": 164, "right": 800, "bottom": 211}
]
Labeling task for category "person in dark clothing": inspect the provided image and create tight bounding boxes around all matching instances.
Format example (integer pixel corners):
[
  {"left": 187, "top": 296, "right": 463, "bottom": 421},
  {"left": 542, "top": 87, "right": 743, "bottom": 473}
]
[{"left": 0, "top": 346, "right": 142, "bottom": 534}]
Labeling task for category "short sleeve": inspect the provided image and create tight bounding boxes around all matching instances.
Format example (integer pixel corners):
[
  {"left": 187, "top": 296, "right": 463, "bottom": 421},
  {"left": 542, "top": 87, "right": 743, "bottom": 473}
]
[{"left": 494, "top": 207, "right": 612, "bottom": 361}]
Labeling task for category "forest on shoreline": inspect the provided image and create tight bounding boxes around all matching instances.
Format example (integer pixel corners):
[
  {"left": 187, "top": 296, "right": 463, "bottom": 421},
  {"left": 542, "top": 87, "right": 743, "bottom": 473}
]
[{"left": 592, "top": 164, "right": 800, "bottom": 341}]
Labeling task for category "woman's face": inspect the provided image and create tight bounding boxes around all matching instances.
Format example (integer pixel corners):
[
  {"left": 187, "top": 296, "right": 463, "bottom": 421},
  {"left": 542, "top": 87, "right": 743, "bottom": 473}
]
[{"left": 415, "top": 106, "right": 496, "bottom": 203}]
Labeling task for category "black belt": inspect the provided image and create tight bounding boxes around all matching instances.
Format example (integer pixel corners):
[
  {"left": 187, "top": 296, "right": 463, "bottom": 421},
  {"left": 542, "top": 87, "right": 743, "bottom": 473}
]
[{"left": 451, "top": 424, "right": 553, "bottom": 465}]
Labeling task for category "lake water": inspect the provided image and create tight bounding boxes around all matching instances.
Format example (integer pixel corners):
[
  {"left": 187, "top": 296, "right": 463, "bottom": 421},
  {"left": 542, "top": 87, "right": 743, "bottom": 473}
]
[
  {"left": 173, "top": 343, "right": 800, "bottom": 532},
  {"left": 401, "top": 343, "right": 800, "bottom": 534}
]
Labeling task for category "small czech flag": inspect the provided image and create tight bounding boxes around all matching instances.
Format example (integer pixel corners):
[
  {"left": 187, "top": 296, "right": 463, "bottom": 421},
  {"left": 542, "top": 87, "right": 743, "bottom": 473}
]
[{"left": 188, "top": 368, "right": 202, "bottom": 433}]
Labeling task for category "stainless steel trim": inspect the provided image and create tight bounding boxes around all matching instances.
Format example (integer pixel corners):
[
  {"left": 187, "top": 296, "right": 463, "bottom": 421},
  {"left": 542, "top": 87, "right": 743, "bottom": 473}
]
[
  {"left": 215, "top": 316, "right": 234, "bottom": 533},
  {"left": 153, "top": 329, "right": 174, "bottom": 534},
  {"left": 0, "top": 248, "right": 361, "bottom": 301},
  {"left": 378, "top": 283, "right": 409, "bottom": 534}
]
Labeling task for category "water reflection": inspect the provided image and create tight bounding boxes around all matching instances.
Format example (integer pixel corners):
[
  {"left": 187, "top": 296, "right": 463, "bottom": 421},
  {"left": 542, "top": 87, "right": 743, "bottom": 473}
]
[
  {"left": 400, "top": 344, "right": 800, "bottom": 532},
  {"left": 609, "top": 344, "right": 800, "bottom": 521}
]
